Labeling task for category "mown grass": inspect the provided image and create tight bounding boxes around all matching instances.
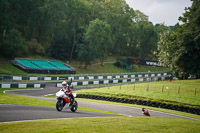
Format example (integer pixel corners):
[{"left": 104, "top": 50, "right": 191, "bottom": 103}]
[
  {"left": 0, "top": 116, "right": 200, "bottom": 133},
  {"left": 75, "top": 80, "right": 200, "bottom": 108},
  {"left": 0, "top": 88, "right": 56, "bottom": 107},
  {"left": 0, "top": 88, "right": 119, "bottom": 115},
  {"left": 0, "top": 57, "right": 169, "bottom": 76},
  {"left": 73, "top": 63, "right": 170, "bottom": 74}
]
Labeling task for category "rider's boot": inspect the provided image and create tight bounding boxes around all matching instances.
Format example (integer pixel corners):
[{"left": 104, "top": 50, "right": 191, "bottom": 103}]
[{"left": 70, "top": 98, "right": 74, "bottom": 106}]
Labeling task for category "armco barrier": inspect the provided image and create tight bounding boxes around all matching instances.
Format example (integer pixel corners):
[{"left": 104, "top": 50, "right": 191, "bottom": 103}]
[
  {"left": 56, "top": 76, "right": 170, "bottom": 87},
  {"left": 77, "top": 94, "right": 200, "bottom": 115},
  {"left": 0, "top": 83, "right": 45, "bottom": 88},
  {"left": 0, "top": 72, "right": 171, "bottom": 81}
]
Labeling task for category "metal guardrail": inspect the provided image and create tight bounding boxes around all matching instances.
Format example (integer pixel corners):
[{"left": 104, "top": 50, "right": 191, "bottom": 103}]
[{"left": 0, "top": 72, "right": 171, "bottom": 82}]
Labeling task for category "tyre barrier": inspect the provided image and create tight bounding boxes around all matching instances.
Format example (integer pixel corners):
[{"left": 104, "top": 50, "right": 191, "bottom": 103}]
[{"left": 77, "top": 94, "right": 200, "bottom": 115}]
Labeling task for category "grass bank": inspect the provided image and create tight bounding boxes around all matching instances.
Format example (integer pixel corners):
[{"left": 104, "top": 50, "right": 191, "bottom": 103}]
[
  {"left": 0, "top": 88, "right": 56, "bottom": 107},
  {"left": 0, "top": 117, "right": 200, "bottom": 133},
  {"left": 75, "top": 80, "right": 200, "bottom": 109}
]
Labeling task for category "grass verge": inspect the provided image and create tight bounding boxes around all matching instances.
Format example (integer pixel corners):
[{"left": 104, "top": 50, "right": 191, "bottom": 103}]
[
  {"left": 0, "top": 116, "right": 200, "bottom": 133},
  {"left": 75, "top": 80, "right": 200, "bottom": 109}
]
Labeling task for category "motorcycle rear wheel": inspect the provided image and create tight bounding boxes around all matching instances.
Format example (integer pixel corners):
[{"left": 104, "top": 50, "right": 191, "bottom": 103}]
[{"left": 70, "top": 100, "right": 78, "bottom": 112}]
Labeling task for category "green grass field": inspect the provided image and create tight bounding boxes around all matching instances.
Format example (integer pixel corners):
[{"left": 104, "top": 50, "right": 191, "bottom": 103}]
[
  {"left": 1, "top": 88, "right": 200, "bottom": 133},
  {"left": 0, "top": 117, "right": 200, "bottom": 133},
  {"left": 1, "top": 57, "right": 199, "bottom": 133},
  {"left": 75, "top": 80, "right": 200, "bottom": 108}
]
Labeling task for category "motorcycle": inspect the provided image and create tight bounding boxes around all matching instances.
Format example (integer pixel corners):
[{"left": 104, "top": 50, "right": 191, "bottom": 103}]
[{"left": 56, "top": 88, "right": 78, "bottom": 112}]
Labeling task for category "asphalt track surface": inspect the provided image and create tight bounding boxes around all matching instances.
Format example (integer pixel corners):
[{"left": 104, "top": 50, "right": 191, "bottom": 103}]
[{"left": 1, "top": 83, "right": 193, "bottom": 122}]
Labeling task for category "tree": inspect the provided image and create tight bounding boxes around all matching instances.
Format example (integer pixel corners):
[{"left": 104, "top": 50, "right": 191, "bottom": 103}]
[
  {"left": 157, "top": 0, "right": 200, "bottom": 79},
  {"left": 77, "top": 43, "right": 94, "bottom": 69},
  {"left": 1, "top": 29, "right": 27, "bottom": 58},
  {"left": 134, "top": 21, "right": 158, "bottom": 59},
  {"left": 84, "top": 19, "right": 112, "bottom": 66}
]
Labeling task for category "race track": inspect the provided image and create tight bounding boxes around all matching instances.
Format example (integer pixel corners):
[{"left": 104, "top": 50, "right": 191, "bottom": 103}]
[
  {"left": 1, "top": 83, "right": 193, "bottom": 122},
  {"left": 0, "top": 104, "right": 117, "bottom": 123}
]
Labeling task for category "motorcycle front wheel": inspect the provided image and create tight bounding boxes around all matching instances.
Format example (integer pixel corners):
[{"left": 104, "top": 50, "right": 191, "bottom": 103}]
[
  {"left": 56, "top": 101, "right": 63, "bottom": 111},
  {"left": 70, "top": 100, "right": 78, "bottom": 112}
]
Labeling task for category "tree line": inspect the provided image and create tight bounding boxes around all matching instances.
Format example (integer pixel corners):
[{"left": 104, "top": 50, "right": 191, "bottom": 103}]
[
  {"left": 0, "top": 0, "right": 168, "bottom": 66},
  {"left": 1, "top": 0, "right": 198, "bottom": 79}
]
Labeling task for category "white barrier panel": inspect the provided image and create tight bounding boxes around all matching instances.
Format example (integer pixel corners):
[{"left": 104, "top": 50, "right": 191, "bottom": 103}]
[
  {"left": 147, "top": 78, "right": 151, "bottom": 81},
  {"left": 71, "top": 82, "right": 77, "bottom": 86},
  {"left": 123, "top": 75, "right": 128, "bottom": 78},
  {"left": 153, "top": 77, "right": 158, "bottom": 81},
  {"left": 44, "top": 77, "right": 51, "bottom": 80},
  {"left": 13, "top": 76, "right": 22, "bottom": 80},
  {"left": 19, "top": 84, "right": 26, "bottom": 88},
  {"left": 57, "top": 83, "right": 62, "bottom": 87},
  {"left": 113, "top": 80, "right": 118, "bottom": 83},
  {"left": 88, "top": 76, "right": 94, "bottom": 79},
  {"left": 2, "top": 84, "right": 11, "bottom": 88},
  {"left": 68, "top": 77, "right": 74, "bottom": 80},
  {"left": 138, "top": 75, "right": 142, "bottom": 77},
  {"left": 123, "top": 79, "right": 127, "bottom": 83},
  {"left": 131, "top": 79, "right": 135, "bottom": 82},
  {"left": 115, "top": 76, "right": 120, "bottom": 79},
  {"left": 107, "top": 76, "right": 112, "bottom": 79},
  {"left": 151, "top": 74, "right": 155, "bottom": 77},
  {"left": 79, "top": 77, "right": 84, "bottom": 80},
  {"left": 131, "top": 75, "right": 135, "bottom": 78},
  {"left": 93, "top": 81, "right": 99, "bottom": 84},
  {"left": 145, "top": 74, "right": 148, "bottom": 77},
  {"left": 164, "top": 73, "right": 167, "bottom": 76},
  {"left": 83, "top": 81, "right": 88, "bottom": 85},
  {"left": 139, "top": 78, "right": 143, "bottom": 82},
  {"left": 104, "top": 80, "right": 109, "bottom": 84},
  {"left": 161, "top": 77, "right": 165, "bottom": 80},
  {"left": 30, "top": 77, "right": 38, "bottom": 80},
  {"left": 98, "top": 76, "right": 103, "bottom": 79},
  {"left": 34, "top": 84, "right": 41, "bottom": 88},
  {"left": 157, "top": 74, "right": 161, "bottom": 76}
]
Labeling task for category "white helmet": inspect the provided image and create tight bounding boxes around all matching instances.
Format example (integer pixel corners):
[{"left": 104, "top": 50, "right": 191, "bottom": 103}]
[{"left": 62, "top": 81, "right": 68, "bottom": 87}]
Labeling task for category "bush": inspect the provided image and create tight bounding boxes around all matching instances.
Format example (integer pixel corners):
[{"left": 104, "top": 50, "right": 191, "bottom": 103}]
[
  {"left": 28, "top": 41, "right": 45, "bottom": 56},
  {"left": 1, "top": 29, "right": 28, "bottom": 58}
]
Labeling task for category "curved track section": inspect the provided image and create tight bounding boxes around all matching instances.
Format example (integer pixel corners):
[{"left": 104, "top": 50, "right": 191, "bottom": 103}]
[
  {"left": 0, "top": 104, "right": 117, "bottom": 123},
  {"left": 2, "top": 83, "right": 194, "bottom": 122}
]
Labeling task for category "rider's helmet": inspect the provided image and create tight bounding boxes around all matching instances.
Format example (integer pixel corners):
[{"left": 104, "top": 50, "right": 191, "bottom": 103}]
[{"left": 62, "top": 81, "right": 68, "bottom": 87}]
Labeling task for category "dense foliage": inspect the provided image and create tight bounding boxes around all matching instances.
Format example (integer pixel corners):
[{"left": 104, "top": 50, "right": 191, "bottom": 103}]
[
  {"left": 0, "top": 0, "right": 162, "bottom": 63},
  {"left": 157, "top": 0, "right": 200, "bottom": 79}
]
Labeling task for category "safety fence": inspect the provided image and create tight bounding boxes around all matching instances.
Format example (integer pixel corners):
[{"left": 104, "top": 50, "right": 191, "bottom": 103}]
[
  {"left": 0, "top": 72, "right": 171, "bottom": 81},
  {"left": 0, "top": 83, "right": 45, "bottom": 88},
  {"left": 56, "top": 76, "right": 170, "bottom": 87},
  {"left": 0, "top": 72, "right": 172, "bottom": 88}
]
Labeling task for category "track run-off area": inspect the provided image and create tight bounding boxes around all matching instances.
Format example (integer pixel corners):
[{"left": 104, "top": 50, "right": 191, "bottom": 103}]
[{"left": 1, "top": 83, "right": 197, "bottom": 123}]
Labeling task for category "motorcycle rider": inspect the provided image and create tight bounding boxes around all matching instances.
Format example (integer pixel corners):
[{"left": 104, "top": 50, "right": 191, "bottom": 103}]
[
  {"left": 142, "top": 108, "right": 150, "bottom": 116},
  {"left": 62, "top": 81, "right": 74, "bottom": 105}
]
